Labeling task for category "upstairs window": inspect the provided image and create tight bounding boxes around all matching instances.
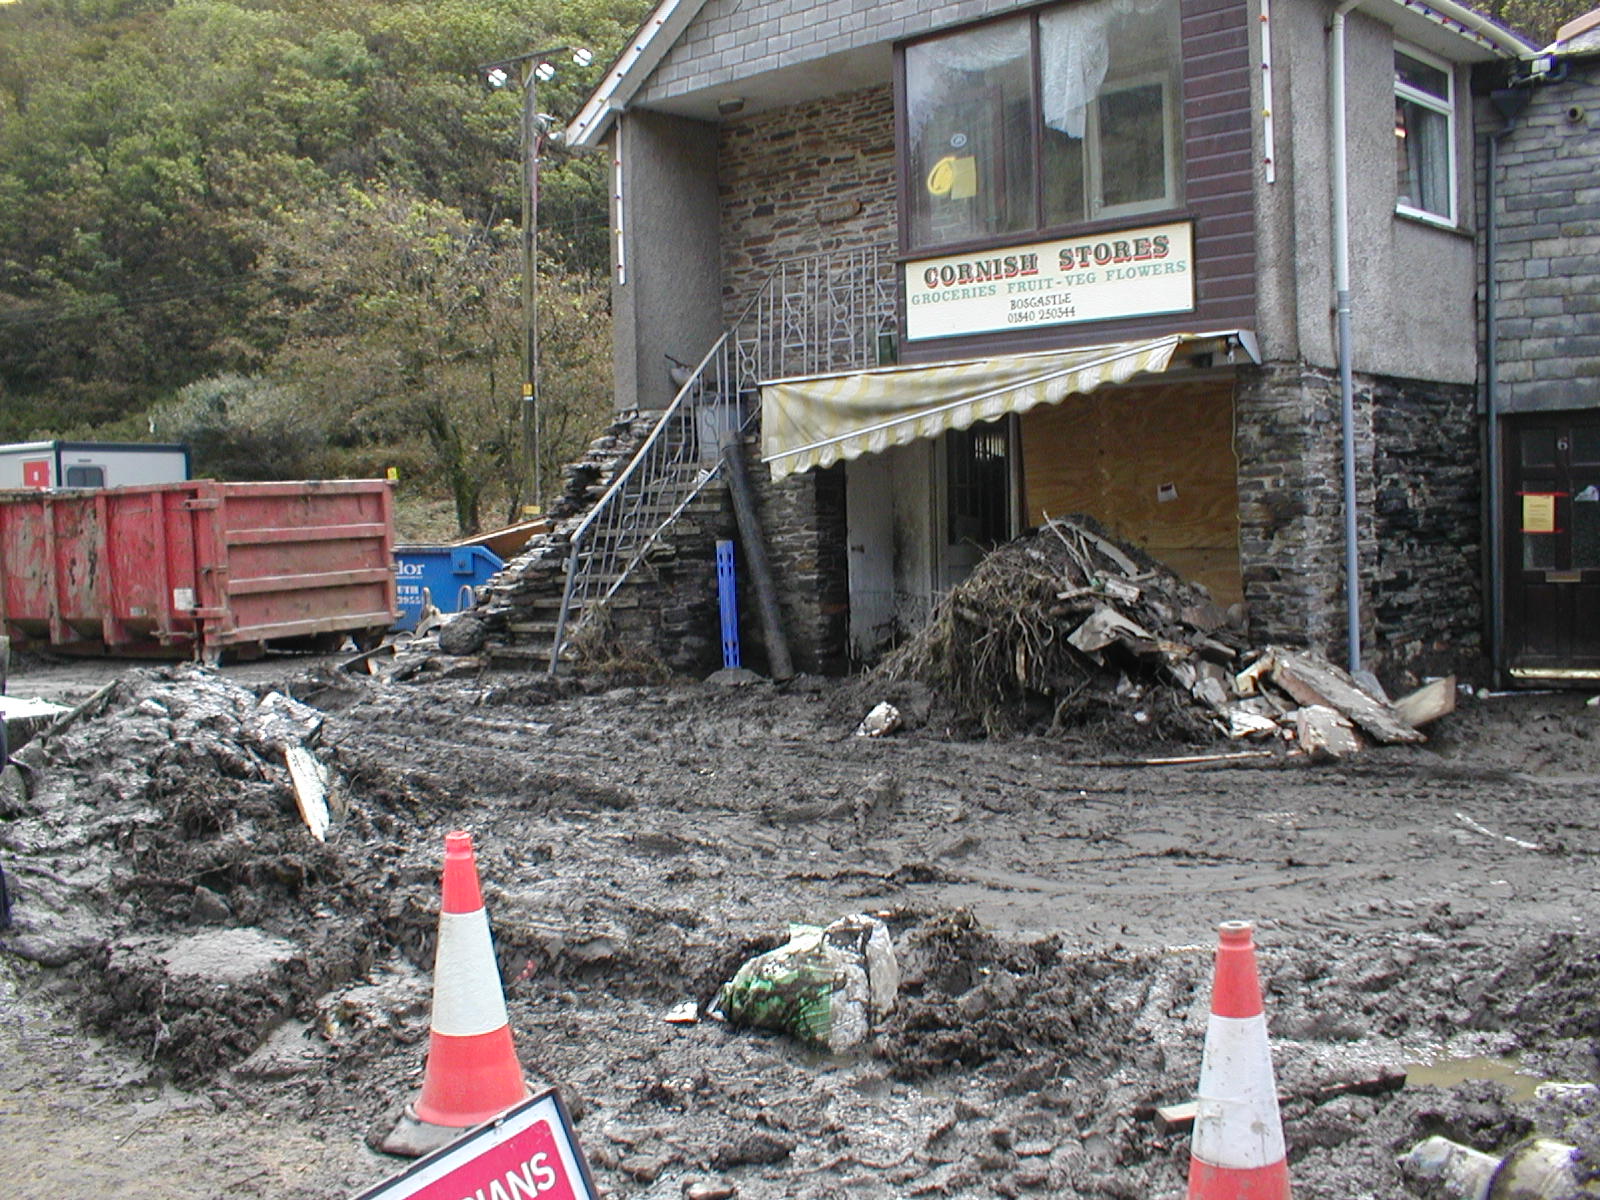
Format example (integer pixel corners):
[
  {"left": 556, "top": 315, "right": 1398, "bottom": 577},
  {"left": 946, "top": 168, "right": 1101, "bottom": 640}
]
[
  {"left": 1394, "top": 47, "right": 1454, "bottom": 224},
  {"left": 904, "top": 0, "right": 1182, "bottom": 254}
]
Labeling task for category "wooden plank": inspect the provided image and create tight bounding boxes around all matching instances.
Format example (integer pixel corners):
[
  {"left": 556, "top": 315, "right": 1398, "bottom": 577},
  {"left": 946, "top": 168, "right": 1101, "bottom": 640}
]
[
  {"left": 1069, "top": 607, "right": 1155, "bottom": 654},
  {"left": 284, "top": 745, "right": 330, "bottom": 842},
  {"left": 1270, "top": 649, "right": 1426, "bottom": 745},
  {"left": 1155, "top": 1101, "right": 1197, "bottom": 1134},
  {"left": 1148, "top": 1071, "right": 1403, "bottom": 1133},
  {"left": 1295, "top": 704, "right": 1365, "bottom": 760},
  {"left": 1393, "top": 676, "right": 1457, "bottom": 728}
]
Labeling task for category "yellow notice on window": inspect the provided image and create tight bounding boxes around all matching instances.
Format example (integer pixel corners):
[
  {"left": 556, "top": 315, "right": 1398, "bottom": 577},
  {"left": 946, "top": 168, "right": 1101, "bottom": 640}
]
[
  {"left": 927, "top": 155, "right": 978, "bottom": 199},
  {"left": 1522, "top": 493, "right": 1557, "bottom": 533}
]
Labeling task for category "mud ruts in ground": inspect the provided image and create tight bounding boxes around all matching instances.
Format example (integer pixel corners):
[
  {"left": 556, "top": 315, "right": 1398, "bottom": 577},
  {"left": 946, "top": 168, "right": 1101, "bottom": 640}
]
[{"left": 1, "top": 661, "right": 1599, "bottom": 1198}]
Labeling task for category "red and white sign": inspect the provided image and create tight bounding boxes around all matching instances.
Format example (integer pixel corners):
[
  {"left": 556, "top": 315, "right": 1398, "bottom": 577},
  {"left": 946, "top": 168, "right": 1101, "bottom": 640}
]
[
  {"left": 21, "top": 459, "right": 49, "bottom": 488},
  {"left": 352, "top": 1090, "right": 596, "bottom": 1200},
  {"left": 904, "top": 220, "right": 1195, "bottom": 342}
]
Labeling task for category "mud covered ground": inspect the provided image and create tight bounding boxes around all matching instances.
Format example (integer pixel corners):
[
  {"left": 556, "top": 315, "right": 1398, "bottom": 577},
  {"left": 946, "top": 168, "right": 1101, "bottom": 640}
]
[{"left": 2, "top": 653, "right": 1599, "bottom": 1199}]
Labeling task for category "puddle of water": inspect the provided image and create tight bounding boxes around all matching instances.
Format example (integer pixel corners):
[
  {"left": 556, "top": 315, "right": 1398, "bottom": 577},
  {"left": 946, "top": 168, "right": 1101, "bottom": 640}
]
[{"left": 1405, "top": 1054, "right": 1546, "bottom": 1103}]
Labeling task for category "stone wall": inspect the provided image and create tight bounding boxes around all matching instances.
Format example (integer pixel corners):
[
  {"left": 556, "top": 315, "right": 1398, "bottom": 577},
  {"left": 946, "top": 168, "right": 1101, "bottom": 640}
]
[
  {"left": 717, "top": 86, "right": 897, "bottom": 323},
  {"left": 1369, "top": 375, "right": 1482, "bottom": 670},
  {"left": 729, "top": 454, "right": 851, "bottom": 676},
  {"left": 723, "top": 85, "right": 908, "bottom": 324},
  {"left": 1481, "top": 57, "right": 1600, "bottom": 413},
  {"left": 604, "top": 447, "right": 849, "bottom": 678},
  {"left": 1234, "top": 364, "right": 1481, "bottom": 679},
  {"left": 1234, "top": 364, "right": 1357, "bottom": 655}
]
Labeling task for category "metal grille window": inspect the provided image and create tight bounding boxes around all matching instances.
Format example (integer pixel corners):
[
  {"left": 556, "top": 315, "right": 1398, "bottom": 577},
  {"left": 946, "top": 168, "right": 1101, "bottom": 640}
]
[
  {"left": 1394, "top": 47, "right": 1454, "bottom": 224},
  {"left": 946, "top": 420, "right": 1013, "bottom": 550}
]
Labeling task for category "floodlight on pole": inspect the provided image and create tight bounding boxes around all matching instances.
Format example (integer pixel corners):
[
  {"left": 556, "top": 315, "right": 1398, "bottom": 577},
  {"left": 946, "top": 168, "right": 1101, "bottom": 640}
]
[{"left": 477, "top": 44, "right": 592, "bottom": 516}]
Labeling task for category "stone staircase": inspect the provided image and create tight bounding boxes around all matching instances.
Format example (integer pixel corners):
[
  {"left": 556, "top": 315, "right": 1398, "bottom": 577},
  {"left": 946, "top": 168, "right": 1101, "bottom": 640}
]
[
  {"left": 448, "top": 247, "right": 901, "bottom": 674},
  {"left": 461, "top": 416, "right": 733, "bottom": 673}
]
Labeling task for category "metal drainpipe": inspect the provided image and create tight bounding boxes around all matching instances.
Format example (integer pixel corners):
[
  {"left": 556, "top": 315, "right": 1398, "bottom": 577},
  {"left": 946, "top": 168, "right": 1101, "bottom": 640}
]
[
  {"left": 1330, "top": 0, "right": 1363, "bottom": 672},
  {"left": 1486, "top": 127, "right": 1505, "bottom": 680}
]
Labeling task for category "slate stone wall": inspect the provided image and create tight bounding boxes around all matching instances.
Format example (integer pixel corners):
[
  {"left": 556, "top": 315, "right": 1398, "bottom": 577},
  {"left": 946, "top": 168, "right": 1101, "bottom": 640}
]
[
  {"left": 1234, "top": 364, "right": 1481, "bottom": 678},
  {"left": 1480, "top": 57, "right": 1600, "bottom": 413},
  {"left": 732, "top": 455, "right": 851, "bottom": 676},
  {"left": 717, "top": 86, "right": 898, "bottom": 324},
  {"left": 612, "top": 449, "right": 849, "bottom": 678}
]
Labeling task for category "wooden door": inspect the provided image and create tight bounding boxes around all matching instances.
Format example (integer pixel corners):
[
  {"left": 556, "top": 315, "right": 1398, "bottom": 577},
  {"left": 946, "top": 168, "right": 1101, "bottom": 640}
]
[{"left": 1504, "top": 415, "right": 1600, "bottom": 678}]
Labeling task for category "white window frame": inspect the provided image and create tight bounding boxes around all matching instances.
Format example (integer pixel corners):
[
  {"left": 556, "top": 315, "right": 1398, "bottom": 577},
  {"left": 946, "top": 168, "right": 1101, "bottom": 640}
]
[
  {"left": 1088, "top": 71, "right": 1180, "bottom": 221},
  {"left": 1393, "top": 43, "right": 1456, "bottom": 227}
]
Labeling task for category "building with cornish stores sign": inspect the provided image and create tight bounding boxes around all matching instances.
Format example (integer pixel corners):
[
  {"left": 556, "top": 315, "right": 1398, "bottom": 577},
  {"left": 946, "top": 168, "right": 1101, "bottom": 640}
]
[{"left": 564, "top": 0, "right": 1538, "bottom": 680}]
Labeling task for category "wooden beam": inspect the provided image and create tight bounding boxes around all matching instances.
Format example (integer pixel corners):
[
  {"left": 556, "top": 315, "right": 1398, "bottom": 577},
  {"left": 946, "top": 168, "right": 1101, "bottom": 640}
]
[{"left": 720, "top": 438, "right": 794, "bottom": 682}]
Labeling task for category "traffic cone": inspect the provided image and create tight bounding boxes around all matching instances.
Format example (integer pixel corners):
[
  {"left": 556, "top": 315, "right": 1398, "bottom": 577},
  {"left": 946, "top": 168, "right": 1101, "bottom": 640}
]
[
  {"left": 381, "top": 830, "right": 530, "bottom": 1157},
  {"left": 1187, "top": 921, "right": 1291, "bottom": 1200}
]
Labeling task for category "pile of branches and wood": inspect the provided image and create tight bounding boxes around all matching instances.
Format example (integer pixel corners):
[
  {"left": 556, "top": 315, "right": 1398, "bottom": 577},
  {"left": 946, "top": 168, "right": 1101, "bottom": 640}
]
[{"left": 877, "top": 516, "right": 1450, "bottom": 755}]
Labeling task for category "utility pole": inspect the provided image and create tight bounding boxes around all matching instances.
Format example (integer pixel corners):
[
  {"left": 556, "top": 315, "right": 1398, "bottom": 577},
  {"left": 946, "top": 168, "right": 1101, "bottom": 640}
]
[{"left": 480, "top": 45, "right": 592, "bottom": 516}]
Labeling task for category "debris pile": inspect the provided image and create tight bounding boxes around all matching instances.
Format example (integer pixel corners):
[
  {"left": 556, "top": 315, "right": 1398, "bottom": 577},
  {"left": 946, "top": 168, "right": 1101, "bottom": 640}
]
[
  {"left": 879, "top": 516, "right": 1444, "bottom": 755},
  {"left": 0, "top": 666, "right": 376, "bottom": 1077}
]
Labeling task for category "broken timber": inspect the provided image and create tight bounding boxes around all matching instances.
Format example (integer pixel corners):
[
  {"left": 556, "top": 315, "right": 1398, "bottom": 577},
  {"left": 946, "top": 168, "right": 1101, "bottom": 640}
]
[
  {"left": 1268, "top": 649, "right": 1424, "bottom": 744},
  {"left": 1393, "top": 675, "right": 1456, "bottom": 729}
]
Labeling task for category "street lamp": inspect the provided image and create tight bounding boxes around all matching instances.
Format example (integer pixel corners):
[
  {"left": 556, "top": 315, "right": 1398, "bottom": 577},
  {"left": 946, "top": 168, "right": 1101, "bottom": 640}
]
[{"left": 481, "top": 44, "right": 593, "bottom": 515}]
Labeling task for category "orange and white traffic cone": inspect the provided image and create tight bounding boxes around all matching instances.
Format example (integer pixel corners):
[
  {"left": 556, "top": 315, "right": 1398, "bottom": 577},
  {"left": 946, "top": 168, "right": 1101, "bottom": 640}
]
[
  {"left": 381, "top": 831, "right": 530, "bottom": 1157},
  {"left": 1187, "top": 920, "right": 1291, "bottom": 1200}
]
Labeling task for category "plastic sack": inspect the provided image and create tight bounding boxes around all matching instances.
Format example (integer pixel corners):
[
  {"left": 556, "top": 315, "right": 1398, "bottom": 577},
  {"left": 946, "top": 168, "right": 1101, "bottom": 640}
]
[{"left": 713, "top": 914, "right": 899, "bottom": 1052}]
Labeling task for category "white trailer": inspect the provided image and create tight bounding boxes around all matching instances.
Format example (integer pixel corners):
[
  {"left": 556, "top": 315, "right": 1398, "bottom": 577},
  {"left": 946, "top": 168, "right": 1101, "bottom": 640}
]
[{"left": 0, "top": 441, "right": 190, "bottom": 489}]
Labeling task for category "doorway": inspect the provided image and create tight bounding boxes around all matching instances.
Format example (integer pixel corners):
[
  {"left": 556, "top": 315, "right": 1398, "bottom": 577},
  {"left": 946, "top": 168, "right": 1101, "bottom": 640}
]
[
  {"left": 1503, "top": 414, "right": 1600, "bottom": 678},
  {"left": 938, "top": 417, "right": 1016, "bottom": 591}
]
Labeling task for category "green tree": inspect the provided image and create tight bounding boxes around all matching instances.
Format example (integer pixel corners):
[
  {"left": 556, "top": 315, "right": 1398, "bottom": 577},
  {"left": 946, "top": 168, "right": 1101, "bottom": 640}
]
[
  {"left": 256, "top": 183, "right": 610, "bottom": 533},
  {"left": 149, "top": 373, "right": 328, "bottom": 479},
  {"left": 0, "top": 0, "right": 642, "bottom": 440}
]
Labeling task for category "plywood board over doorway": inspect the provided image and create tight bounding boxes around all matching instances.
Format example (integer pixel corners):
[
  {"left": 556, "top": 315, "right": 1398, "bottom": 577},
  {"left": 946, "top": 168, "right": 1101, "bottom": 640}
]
[{"left": 1018, "top": 377, "right": 1243, "bottom": 606}]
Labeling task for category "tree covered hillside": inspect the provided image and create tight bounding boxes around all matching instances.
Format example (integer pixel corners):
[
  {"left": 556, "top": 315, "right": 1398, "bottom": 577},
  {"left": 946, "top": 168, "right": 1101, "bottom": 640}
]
[
  {"left": 0, "top": 0, "right": 645, "bottom": 533},
  {"left": 0, "top": 0, "right": 1587, "bottom": 533}
]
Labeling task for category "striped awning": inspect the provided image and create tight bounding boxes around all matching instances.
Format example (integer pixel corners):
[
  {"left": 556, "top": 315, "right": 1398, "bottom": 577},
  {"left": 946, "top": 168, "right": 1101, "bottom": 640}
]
[{"left": 761, "top": 333, "right": 1197, "bottom": 480}]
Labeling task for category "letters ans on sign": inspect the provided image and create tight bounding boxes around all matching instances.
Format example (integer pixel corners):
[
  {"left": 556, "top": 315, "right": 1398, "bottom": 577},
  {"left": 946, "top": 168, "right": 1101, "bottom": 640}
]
[{"left": 352, "top": 1091, "right": 596, "bottom": 1200}]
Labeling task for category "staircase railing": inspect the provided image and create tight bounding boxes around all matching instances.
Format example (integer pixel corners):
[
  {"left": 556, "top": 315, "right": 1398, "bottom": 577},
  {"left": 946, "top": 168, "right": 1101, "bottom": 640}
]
[{"left": 548, "top": 245, "right": 896, "bottom": 672}]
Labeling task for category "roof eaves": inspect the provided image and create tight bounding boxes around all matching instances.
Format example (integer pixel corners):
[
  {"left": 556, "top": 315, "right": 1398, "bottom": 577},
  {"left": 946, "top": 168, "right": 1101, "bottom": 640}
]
[
  {"left": 1356, "top": 0, "right": 1539, "bottom": 58},
  {"left": 566, "top": 0, "right": 713, "bottom": 149}
]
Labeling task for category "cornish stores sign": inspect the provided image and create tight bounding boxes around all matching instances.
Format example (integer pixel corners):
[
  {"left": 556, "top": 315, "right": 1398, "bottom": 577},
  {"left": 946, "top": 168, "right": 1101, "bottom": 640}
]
[
  {"left": 352, "top": 1091, "right": 596, "bottom": 1200},
  {"left": 904, "top": 221, "right": 1195, "bottom": 342}
]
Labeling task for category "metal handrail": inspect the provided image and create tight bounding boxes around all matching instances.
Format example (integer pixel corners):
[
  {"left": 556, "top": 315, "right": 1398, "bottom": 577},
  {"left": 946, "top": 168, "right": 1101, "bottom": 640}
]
[{"left": 547, "top": 245, "right": 897, "bottom": 672}]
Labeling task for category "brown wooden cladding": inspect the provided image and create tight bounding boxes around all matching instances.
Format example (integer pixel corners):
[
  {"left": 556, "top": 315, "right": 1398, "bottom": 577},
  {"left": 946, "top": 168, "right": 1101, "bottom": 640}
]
[
  {"left": 902, "top": 0, "right": 1257, "bottom": 364},
  {"left": 1019, "top": 376, "right": 1244, "bottom": 605}
]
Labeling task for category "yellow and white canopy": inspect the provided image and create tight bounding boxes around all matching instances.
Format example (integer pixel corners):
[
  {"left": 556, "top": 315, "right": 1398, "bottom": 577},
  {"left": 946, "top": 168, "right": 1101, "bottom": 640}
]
[{"left": 760, "top": 333, "right": 1246, "bottom": 481}]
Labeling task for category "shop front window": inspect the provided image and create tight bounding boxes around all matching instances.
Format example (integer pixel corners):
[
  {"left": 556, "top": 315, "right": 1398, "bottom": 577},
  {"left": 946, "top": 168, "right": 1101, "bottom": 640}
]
[
  {"left": 905, "top": 17, "right": 1034, "bottom": 248},
  {"left": 904, "top": 0, "right": 1182, "bottom": 253}
]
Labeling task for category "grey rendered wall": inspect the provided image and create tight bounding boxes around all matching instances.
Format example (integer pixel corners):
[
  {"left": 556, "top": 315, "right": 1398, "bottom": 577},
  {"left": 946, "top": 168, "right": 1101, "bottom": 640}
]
[
  {"left": 1481, "top": 56, "right": 1600, "bottom": 413},
  {"left": 1256, "top": 2, "right": 1479, "bottom": 383},
  {"left": 612, "top": 111, "right": 725, "bottom": 413}
]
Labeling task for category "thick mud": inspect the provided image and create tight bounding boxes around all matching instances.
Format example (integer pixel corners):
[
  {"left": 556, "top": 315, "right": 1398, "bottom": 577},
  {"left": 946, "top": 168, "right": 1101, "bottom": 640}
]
[{"left": 2, "top": 657, "right": 1599, "bottom": 1198}]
